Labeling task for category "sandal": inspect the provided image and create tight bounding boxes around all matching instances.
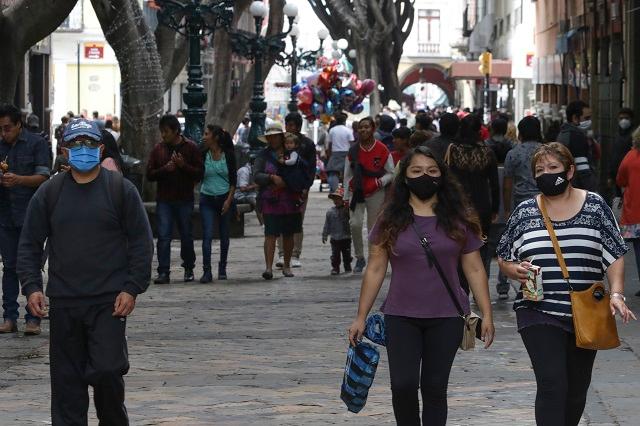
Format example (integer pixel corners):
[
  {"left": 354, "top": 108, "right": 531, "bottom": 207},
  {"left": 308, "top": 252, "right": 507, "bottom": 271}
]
[
  {"left": 282, "top": 269, "right": 294, "bottom": 278},
  {"left": 262, "top": 270, "right": 273, "bottom": 280}
]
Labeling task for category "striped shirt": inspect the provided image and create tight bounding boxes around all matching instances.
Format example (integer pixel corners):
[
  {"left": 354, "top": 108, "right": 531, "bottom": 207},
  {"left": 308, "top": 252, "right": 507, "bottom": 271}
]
[{"left": 496, "top": 193, "right": 627, "bottom": 318}]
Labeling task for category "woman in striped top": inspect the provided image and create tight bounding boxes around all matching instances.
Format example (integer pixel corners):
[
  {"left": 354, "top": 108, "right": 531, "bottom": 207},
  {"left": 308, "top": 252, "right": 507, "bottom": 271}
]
[{"left": 497, "top": 143, "right": 635, "bottom": 426}]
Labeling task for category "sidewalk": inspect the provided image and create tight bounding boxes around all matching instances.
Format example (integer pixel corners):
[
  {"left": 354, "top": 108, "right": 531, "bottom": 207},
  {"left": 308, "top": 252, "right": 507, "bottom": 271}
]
[{"left": 1, "top": 184, "right": 640, "bottom": 425}]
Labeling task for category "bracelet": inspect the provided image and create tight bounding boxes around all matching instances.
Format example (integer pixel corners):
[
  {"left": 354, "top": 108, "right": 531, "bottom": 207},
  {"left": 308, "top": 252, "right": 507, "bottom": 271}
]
[{"left": 611, "top": 292, "right": 626, "bottom": 302}]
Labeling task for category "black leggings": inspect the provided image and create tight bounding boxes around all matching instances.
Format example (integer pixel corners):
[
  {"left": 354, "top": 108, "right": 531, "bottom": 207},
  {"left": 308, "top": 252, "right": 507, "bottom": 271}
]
[
  {"left": 520, "top": 325, "right": 597, "bottom": 426},
  {"left": 385, "top": 315, "right": 463, "bottom": 426}
]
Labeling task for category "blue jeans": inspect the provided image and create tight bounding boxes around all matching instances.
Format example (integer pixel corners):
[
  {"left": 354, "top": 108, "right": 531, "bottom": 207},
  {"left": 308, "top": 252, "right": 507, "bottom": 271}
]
[
  {"left": 633, "top": 240, "right": 640, "bottom": 282},
  {"left": 200, "top": 193, "right": 231, "bottom": 269},
  {"left": 327, "top": 172, "right": 340, "bottom": 193},
  {"left": 0, "top": 226, "right": 39, "bottom": 323},
  {"left": 156, "top": 201, "right": 196, "bottom": 275}
]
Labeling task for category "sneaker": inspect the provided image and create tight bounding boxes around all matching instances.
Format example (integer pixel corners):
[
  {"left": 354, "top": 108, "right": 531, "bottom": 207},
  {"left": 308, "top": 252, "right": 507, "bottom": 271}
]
[
  {"left": 331, "top": 268, "right": 339, "bottom": 275},
  {"left": 344, "top": 266, "right": 352, "bottom": 273},
  {"left": 291, "top": 258, "right": 302, "bottom": 268},
  {"left": 498, "top": 292, "right": 509, "bottom": 301},
  {"left": 275, "top": 257, "right": 284, "bottom": 268},
  {"left": 154, "top": 273, "right": 170, "bottom": 285},
  {"left": 24, "top": 321, "right": 41, "bottom": 336},
  {"left": 353, "top": 258, "right": 366, "bottom": 273},
  {"left": 184, "top": 268, "right": 194, "bottom": 282}
]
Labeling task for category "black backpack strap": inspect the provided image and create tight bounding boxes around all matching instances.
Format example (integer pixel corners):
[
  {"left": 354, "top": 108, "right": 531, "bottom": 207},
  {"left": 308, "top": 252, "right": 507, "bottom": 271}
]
[
  {"left": 411, "top": 222, "right": 465, "bottom": 318},
  {"left": 45, "top": 172, "right": 68, "bottom": 218},
  {"left": 42, "top": 172, "right": 68, "bottom": 269},
  {"left": 105, "top": 169, "right": 126, "bottom": 233}
]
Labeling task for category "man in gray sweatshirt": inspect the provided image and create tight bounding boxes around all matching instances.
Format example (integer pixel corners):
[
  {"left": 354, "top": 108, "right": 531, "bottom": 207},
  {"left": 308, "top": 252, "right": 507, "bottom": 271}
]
[{"left": 17, "top": 118, "right": 153, "bottom": 425}]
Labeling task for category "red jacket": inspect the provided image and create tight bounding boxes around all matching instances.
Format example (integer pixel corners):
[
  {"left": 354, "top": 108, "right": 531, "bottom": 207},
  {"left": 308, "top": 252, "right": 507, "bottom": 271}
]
[{"left": 616, "top": 149, "right": 640, "bottom": 225}]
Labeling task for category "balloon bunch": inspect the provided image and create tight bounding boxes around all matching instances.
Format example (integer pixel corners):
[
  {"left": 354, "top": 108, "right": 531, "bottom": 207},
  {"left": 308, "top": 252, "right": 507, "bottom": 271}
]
[{"left": 293, "top": 65, "right": 376, "bottom": 123}]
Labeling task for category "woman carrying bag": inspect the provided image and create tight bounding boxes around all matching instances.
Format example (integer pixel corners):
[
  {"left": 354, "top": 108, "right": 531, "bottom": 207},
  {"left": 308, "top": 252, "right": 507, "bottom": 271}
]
[
  {"left": 348, "top": 146, "right": 495, "bottom": 426},
  {"left": 497, "top": 143, "right": 636, "bottom": 426}
]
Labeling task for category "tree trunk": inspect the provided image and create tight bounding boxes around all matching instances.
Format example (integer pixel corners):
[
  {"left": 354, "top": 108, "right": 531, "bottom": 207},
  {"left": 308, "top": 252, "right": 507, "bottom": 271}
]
[
  {"left": 205, "top": 0, "right": 284, "bottom": 134},
  {"left": 0, "top": 0, "right": 79, "bottom": 103},
  {"left": 354, "top": 40, "right": 381, "bottom": 115},
  {"left": 91, "top": 0, "right": 164, "bottom": 200},
  {"left": 156, "top": 24, "right": 188, "bottom": 92}
]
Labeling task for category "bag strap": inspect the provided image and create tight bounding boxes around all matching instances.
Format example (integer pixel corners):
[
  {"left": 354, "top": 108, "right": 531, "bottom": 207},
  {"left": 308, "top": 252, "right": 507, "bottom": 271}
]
[
  {"left": 411, "top": 222, "right": 465, "bottom": 318},
  {"left": 538, "top": 196, "right": 572, "bottom": 287}
]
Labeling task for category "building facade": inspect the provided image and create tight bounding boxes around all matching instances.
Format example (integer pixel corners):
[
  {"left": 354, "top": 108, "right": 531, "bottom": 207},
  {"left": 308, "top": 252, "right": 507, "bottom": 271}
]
[
  {"left": 532, "top": 0, "right": 632, "bottom": 190},
  {"left": 50, "top": 1, "right": 122, "bottom": 125},
  {"left": 397, "top": 0, "right": 466, "bottom": 110},
  {"left": 453, "top": 0, "right": 536, "bottom": 122}
]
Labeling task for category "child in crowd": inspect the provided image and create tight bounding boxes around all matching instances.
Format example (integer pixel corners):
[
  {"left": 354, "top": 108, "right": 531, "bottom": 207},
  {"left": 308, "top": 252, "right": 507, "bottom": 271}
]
[
  {"left": 279, "top": 132, "right": 300, "bottom": 167},
  {"left": 278, "top": 132, "right": 311, "bottom": 205},
  {"left": 322, "top": 187, "right": 352, "bottom": 275}
]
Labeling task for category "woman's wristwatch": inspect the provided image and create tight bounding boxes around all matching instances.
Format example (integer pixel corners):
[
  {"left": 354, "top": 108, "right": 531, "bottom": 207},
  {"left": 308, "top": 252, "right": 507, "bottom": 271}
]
[{"left": 611, "top": 292, "right": 626, "bottom": 302}]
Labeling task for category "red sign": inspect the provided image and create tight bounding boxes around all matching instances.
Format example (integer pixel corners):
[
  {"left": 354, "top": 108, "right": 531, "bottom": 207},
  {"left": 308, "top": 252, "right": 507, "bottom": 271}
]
[
  {"left": 84, "top": 43, "right": 104, "bottom": 60},
  {"left": 526, "top": 53, "right": 534, "bottom": 67}
]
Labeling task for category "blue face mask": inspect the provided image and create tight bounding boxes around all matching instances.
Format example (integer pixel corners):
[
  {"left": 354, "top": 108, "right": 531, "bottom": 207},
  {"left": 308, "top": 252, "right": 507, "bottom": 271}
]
[{"left": 68, "top": 146, "right": 101, "bottom": 172}]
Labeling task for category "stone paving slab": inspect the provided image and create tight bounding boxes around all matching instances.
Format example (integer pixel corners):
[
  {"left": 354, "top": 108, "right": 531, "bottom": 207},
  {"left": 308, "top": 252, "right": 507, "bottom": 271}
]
[{"left": 1, "top": 186, "right": 640, "bottom": 425}]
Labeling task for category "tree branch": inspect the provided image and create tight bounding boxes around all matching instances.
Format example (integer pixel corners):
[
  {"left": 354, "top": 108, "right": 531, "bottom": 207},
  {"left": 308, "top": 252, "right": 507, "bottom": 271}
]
[{"left": 4, "top": 0, "right": 79, "bottom": 51}]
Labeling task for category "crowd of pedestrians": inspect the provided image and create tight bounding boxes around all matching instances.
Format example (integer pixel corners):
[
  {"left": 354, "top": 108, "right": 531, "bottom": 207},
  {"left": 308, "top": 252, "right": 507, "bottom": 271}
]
[{"left": 1, "top": 98, "right": 640, "bottom": 425}]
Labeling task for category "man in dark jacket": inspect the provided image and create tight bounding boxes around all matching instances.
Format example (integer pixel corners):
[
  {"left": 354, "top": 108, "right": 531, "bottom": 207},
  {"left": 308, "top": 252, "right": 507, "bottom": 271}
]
[
  {"left": 425, "top": 112, "right": 460, "bottom": 161},
  {"left": 17, "top": 118, "right": 154, "bottom": 425},
  {"left": 609, "top": 107, "right": 635, "bottom": 197},
  {"left": 374, "top": 114, "right": 396, "bottom": 151},
  {"left": 557, "top": 100, "right": 597, "bottom": 191},
  {"left": 146, "top": 114, "right": 204, "bottom": 284},
  {"left": 0, "top": 104, "right": 50, "bottom": 335}
]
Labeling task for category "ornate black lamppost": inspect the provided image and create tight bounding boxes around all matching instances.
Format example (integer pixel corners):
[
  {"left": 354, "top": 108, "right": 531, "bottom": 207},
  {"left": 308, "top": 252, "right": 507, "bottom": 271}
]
[
  {"left": 156, "top": 0, "right": 234, "bottom": 143},
  {"left": 229, "top": 0, "right": 298, "bottom": 156},
  {"left": 276, "top": 27, "right": 330, "bottom": 113}
]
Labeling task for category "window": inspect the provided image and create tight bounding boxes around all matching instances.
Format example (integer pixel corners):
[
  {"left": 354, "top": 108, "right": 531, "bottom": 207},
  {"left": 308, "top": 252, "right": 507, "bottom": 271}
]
[
  {"left": 58, "top": 3, "right": 83, "bottom": 31},
  {"left": 499, "top": 19, "right": 503, "bottom": 37},
  {"left": 417, "top": 9, "right": 440, "bottom": 44},
  {"left": 506, "top": 14, "right": 511, "bottom": 31}
]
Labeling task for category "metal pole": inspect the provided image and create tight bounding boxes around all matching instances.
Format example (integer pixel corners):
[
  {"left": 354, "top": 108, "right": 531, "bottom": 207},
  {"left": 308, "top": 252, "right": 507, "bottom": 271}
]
[
  {"left": 287, "top": 35, "right": 298, "bottom": 113},
  {"left": 77, "top": 42, "right": 81, "bottom": 115},
  {"left": 483, "top": 73, "right": 490, "bottom": 125},
  {"left": 182, "top": 3, "right": 208, "bottom": 144},
  {"left": 248, "top": 16, "right": 267, "bottom": 156}
]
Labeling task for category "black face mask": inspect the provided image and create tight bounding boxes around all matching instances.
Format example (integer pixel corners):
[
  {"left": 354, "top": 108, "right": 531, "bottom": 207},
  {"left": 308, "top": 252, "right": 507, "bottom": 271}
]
[
  {"left": 536, "top": 171, "right": 570, "bottom": 196},
  {"left": 406, "top": 174, "right": 442, "bottom": 200}
]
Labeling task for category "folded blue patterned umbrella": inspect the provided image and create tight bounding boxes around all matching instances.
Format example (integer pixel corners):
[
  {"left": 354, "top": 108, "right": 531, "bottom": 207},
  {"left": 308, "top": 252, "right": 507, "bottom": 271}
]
[
  {"left": 364, "top": 313, "right": 386, "bottom": 346},
  {"left": 340, "top": 342, "right": 381, "bottom": 413}
]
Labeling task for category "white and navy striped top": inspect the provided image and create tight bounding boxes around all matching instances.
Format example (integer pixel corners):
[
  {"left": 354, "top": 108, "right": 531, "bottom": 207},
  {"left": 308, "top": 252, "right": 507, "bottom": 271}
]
[{"left": 497, "top": 192, "right": 628, "bottom": 318}]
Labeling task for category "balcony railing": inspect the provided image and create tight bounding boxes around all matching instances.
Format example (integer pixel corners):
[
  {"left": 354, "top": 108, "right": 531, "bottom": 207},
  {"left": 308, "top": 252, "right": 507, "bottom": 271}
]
[{"left": 417, "top": 42, "right": 440, "bottom": 54}]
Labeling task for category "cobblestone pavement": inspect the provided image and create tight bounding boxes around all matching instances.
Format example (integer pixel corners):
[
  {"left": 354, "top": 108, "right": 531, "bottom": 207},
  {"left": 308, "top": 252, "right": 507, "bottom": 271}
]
[{"left": 1, "top": 186, "right": 640, "bottom": 425}]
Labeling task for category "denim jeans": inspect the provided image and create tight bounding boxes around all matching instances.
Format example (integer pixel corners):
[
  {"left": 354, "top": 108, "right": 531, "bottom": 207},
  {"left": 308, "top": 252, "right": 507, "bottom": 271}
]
[
  {"left": 0, "top": 225, "right": 39, "bottom": 323},
  {"left": 200, "top": 193, "right": 231, "bottom": 270},
  {"left": 633, "top": 239, "right": 640, "bottom": 283},
  {"left": 327, "top": 172, "right": 340, "bottom": 193},
  {"left": 487, "top": 223, "right": 510, "bottom": 294},
  {"left": 156, "top": 201, "right": 196, "bottom": 275}
]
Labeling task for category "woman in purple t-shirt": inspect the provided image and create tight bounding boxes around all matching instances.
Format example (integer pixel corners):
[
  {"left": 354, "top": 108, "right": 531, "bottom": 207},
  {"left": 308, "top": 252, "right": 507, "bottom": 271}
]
[{"left": 348, "top": 146, "right": 495, "bottom": 425}]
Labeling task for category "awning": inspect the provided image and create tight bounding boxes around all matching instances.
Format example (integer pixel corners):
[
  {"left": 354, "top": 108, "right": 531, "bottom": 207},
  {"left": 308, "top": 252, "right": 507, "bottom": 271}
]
[{"left": 448, "top": 60, "right": 512, "bottom": 80}]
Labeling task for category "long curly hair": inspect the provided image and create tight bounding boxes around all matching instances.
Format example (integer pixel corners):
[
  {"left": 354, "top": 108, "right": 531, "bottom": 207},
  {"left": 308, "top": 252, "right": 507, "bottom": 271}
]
[{"left": 373, "top": 146, "right": 483, "bottom": 254}]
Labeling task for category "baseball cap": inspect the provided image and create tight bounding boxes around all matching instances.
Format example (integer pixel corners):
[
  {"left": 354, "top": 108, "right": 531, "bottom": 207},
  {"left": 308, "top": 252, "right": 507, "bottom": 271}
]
[{"left": 63, "top": 118, "right": 102, "bottom": 143}]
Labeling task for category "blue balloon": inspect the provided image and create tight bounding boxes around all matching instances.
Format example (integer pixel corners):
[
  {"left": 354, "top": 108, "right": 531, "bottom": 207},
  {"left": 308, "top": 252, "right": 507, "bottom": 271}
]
[
  {"left": 311, "top": 102, "right": 324, "bottom": 116},
  {"left": 350, "top": 103, "right": 364, "bottom": 114},
  {"left": 325, "top": 100, "right": 334, "bottom": 115}
]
